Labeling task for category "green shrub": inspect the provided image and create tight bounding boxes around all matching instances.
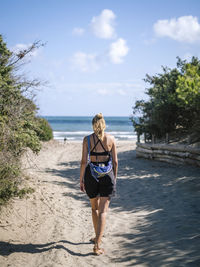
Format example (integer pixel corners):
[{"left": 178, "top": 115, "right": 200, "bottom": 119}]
[
  {"left": 17, "top": 187, "right": 35, "bottom": 199},
  {"left": 35, "top": 117, "right": 53, "bottom": 141},
  {"left": 0, "top": 179, "right": 18, "bottom": 205},
  {"left": 0, "top": 179, "right": 35, "bottom": 206},
  {"left": 0, "top": 161, "right": 20, "bottom": 180},
  {"left": 0, "top": 35, "right": 45, "bottom": 205}
]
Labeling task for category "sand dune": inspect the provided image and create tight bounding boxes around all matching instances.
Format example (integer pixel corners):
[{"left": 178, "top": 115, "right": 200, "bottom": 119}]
[{"left": 0, "top": 140, "right": 200, "bottom": 266}]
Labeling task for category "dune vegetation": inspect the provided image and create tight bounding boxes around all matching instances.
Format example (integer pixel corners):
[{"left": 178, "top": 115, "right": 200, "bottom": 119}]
[{"left": 0, "top": 35, "right": 53, "bottom": 205}]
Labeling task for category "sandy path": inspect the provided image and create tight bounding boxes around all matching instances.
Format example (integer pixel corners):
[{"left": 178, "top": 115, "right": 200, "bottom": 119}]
[{"left": 0, "top": 140, "right": 200, "bottom": 266}]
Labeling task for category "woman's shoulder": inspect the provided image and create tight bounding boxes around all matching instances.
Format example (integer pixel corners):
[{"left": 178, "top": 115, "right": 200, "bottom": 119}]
[
  {"left": 83, "top": 135, "right": 89, "bottom": 143},
  {"left": 104, "top": 132, "right": 115, "bottom": 142}
]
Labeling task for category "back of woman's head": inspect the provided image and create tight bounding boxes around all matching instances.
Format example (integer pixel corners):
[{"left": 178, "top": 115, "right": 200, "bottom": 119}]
[{"left": 92, "top": 113, "right": 106, "bottom": 140}]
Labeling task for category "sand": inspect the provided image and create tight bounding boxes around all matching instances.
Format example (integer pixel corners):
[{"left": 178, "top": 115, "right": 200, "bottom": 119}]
[{"left": 0, "top": 140, "right": 200, "bottom": 267}]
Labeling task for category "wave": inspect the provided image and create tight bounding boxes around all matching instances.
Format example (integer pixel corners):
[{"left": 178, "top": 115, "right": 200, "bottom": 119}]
[
  {"left": 53, "top": 131, "right": 137, "bottom": 140},
  {"left": 54, "top": 131, "right": 92, "bottom": 136}
]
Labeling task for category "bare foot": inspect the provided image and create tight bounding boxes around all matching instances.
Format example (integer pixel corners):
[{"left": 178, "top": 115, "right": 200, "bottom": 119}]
[{"left": 93, "top": 245, "right": 105, "bottom": 256}]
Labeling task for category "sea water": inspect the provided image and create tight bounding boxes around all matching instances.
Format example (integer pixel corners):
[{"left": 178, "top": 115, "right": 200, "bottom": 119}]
[{"left": 43, "top": 116, "right": 136, "bottom": 141}]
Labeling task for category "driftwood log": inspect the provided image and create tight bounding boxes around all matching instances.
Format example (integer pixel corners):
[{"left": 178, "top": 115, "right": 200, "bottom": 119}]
[{"left": 136, "top": 143, "right": 200, "bottom": 167}]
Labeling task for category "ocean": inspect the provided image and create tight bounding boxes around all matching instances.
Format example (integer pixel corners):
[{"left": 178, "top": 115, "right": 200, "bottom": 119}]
[{"left": 43, "top": 116, "right": 136, "bottom": 141}]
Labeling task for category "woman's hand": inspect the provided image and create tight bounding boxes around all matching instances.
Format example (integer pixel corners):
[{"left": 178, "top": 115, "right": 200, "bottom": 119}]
[{"left": 80, "top": 181, "right": 85, "bottom": 192}]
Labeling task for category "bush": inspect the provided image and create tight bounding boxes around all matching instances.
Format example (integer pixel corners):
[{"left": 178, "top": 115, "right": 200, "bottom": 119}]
[
  {"left": 0, "top": 160, "right": 20, "bottom": 180},
  {"left": 35, "top": 117, "right": 53, "bottom": 141},
  {"left": 0, "top": 179, "right": 19, "bottom": 205},
  {"left": 0, "top": 35, "right": 45, "bottom": 205},
  {"left": 0, "top": 178, "right": 35, "bottom": 206}
]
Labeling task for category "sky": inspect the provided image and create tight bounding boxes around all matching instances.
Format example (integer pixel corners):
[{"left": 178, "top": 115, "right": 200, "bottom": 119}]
[{"left": 1, "top": 0, "right": 200, "bottom": 116}]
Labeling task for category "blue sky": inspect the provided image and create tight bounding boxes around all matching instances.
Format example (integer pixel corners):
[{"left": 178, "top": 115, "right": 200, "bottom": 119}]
[{"left": 1, "top": 0, "right": 200, "bottom": 116}]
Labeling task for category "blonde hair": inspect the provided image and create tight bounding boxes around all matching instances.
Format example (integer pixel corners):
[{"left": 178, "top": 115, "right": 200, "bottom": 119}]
[{"left": 92, "top": 113, "right": 106, "bottom": 140}]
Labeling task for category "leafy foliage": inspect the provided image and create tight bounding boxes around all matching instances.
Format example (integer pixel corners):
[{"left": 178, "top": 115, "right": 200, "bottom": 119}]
[
  {"left": 131, "top": 57, "right": 200, "bottom": 143},
  {"left": 35, "top": 117, "right": 53, "bottom": 141},
  {"left": 0, "top": 35, "right": 52, "bottom": 205},
  {"left": 176, "top": 58, "right": 200, "bottom": 142}
]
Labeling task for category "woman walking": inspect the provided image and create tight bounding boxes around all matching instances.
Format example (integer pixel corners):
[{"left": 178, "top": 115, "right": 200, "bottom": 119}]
[{"left": 80, "top": 113, "right": 118, "bottom": 255}]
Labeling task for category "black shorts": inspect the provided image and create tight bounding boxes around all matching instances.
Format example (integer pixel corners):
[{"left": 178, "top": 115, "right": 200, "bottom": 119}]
[{"left": 84, "top": 164, "right": 116, "bottom": 199}]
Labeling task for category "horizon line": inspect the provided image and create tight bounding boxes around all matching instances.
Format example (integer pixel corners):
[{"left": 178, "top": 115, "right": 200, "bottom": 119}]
[{"left": 39, "top": 115, "right": 133, "bottom": 117}]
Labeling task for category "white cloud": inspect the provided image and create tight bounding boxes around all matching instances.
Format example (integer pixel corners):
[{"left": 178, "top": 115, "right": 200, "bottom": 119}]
[
  {"left": 109, "top": 38, "right": 129, "bottom": 64},
  {"left": 56, "top": 81, "right": 143, "bottom": 96},
  {"left": 91, "top": 9, "right": 116, "bottom": 39},
  {"left": 11, "top": 43, "right": 39, "bottom": 57},
  {"left": 72, "top": 27, "right": 85, "bottom": 36},
  {"left": 154, "top": 15, "right": 200, "bottom": 43},
  {"left": 118, "top": 89, "right": 126, "bottom": 95},
  {"left": 97, "top": 89, "right": 110, "bottom": 95},
  {"left": 71, "top": 51, "right": 99, "bottom": 72}
]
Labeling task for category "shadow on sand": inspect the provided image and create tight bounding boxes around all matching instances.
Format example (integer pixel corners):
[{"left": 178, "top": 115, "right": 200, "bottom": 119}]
[
  {"left": 112, "top": 149, "right": 200, "bottom": 266},
  {"left": 40, "top": 148, "right": 200, "bottom": 265},
  {"left": 44, "top": 160, "right": 89, "bottom": 205},
  {"left": 0, "top": 240, "right": 93, "bottom": 257}
]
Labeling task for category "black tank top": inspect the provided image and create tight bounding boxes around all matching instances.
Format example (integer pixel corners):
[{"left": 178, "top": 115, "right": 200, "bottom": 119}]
[{"left": 90, "top": 134, "right": 110, "bottom": 160}]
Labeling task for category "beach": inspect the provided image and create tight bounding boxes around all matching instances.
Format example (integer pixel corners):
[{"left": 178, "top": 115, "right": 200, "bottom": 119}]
[{"left": 0, "top": 140, "right": 200, "bottom": 266}]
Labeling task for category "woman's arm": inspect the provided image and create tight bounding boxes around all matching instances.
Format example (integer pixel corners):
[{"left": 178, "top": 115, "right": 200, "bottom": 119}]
[
  {"left": 111, "top": 137, "right": 118, "bottom": 179},
  {"left": 80, "top": 137, "right": 88, "bottom": 192}
]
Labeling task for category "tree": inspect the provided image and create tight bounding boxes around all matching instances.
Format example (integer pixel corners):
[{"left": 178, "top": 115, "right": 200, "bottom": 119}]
[
  {"left": 132, "top": 65, "right": 181, "bottom": 139},
  {"left": 176, "top": 57, "right": 200, "bottom": 142},
  {"left": 131, "top": 57, "right": 200, "bottom": 143},
  {"left": 176, "top": 58, "right": 200, "bottom": 109}
]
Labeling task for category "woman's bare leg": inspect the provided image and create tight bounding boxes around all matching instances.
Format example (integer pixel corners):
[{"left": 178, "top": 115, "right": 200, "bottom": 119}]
[
  {"left": 95, "top": 197, "right": 110, "bottom": 249},
  {"left": 90, "top": 197, "right": 100, "bottom": 238}
]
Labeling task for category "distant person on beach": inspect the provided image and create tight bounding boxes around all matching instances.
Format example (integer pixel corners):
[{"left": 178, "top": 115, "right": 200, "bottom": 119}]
[
  {"left": 80, "top": 113, "right": 118, "bottom": 255},
  {"left": 64, "top": 137, "right": 67, "bottom": 143}
]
